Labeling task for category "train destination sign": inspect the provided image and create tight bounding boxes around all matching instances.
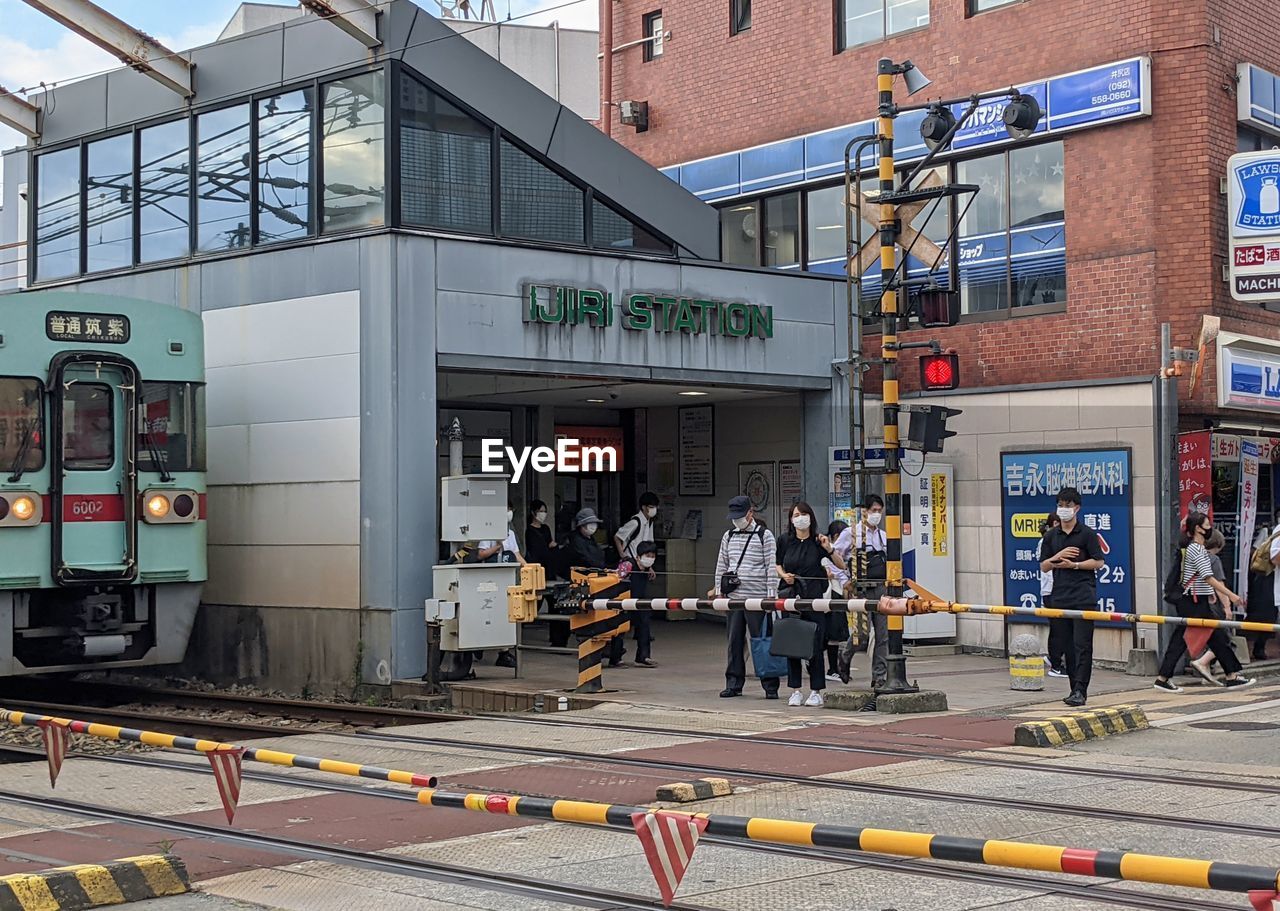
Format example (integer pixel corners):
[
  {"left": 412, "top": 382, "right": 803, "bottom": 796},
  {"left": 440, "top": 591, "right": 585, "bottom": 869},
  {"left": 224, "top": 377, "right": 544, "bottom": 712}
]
[
  {"left": 522, "top": 283, "right": 773, "bottom": 339},
  {"left": 45, "top": 311, "right": 131, "bottom": 344}
]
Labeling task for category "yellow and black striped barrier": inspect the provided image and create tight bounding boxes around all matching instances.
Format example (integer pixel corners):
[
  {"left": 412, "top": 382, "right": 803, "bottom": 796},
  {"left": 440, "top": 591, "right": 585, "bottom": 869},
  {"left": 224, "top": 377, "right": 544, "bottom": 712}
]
[
  {"left": 655, "top": 777, "right": 733, "bottom": 803},
  {"left": 4, "top": 707, "right": 1280, "bottom": 897},
  {"left": 570, "top": 571, "right": 631, "bottom": 693},
  {"left": 0, "top": 709, "right": 438, "bottom": 789},
  {"left": 417, "top": 786, "right": 1280, "bottom": 895},
  {"left": 0, "top": 854, "right": 188, "bottom": 911},
  {"left": 1014, "top": 705, "right": 1149, "bottom": 748}
]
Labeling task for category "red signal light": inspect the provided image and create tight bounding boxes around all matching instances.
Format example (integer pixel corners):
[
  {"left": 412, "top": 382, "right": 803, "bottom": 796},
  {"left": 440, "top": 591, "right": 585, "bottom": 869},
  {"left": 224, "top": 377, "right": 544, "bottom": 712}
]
[{"left": 920, "top": 353, "right": 959, "bottom": 391}]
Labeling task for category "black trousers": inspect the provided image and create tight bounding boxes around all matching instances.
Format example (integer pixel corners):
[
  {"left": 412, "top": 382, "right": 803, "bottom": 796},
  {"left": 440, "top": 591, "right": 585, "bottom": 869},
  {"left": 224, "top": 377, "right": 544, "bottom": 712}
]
[
  {"left": 1057, "top": 604, "right": 1095, "bottom": 692},
  {"left": 726, "top": 610, "right": 779, "bottom": 694},
  {"left": 611, "top": 573, "right": 652, "bottom": 662},
  {"left": 787, "top": 611, "right": 826, "bottom": 690},
  {"left": 1159, "top": 596, "right": 1243, "bottom": 679},
  {"left": 1046, "top": 602, "right": 1071, "bottom": 672}
]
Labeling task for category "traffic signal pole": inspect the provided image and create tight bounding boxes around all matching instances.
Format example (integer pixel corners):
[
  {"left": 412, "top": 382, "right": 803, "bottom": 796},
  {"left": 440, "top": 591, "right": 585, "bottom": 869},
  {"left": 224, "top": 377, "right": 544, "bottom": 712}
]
[{"left": 877, "top": 58, "right": 917, "bottom": 696}]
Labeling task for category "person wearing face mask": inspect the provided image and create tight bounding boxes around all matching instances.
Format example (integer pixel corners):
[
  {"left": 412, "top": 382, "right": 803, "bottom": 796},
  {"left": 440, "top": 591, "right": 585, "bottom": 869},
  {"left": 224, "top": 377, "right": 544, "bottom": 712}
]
[
  {"left": 834, "top": 495, "right": 888, "bottom": 689},
  {"left": 626, "top": 541, "right": 659, "bottom": 668},
  {"left": 615, "top": 492, "right": 660, "bottom": 586},
  {"left": 525, "top": 499, "right": 558, "bottom": 575},
  {"left": 1039, "top": 487, "right": 1105, "bottom": 707},
  {"left": 775, "top": 502, "right": 843, "bottom": 706},
  {"left": 565, "top": 508, "right": 607, "bottom": 572},
  {"left": 714, "top": 495, "right": 780, "bottom": 699}
]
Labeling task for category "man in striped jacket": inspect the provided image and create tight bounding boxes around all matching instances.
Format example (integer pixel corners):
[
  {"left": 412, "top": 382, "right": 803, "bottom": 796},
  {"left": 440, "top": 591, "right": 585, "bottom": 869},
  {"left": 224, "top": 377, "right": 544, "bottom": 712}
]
[{"left": 713, "top": 496, "right": 779, "bottom": 699}]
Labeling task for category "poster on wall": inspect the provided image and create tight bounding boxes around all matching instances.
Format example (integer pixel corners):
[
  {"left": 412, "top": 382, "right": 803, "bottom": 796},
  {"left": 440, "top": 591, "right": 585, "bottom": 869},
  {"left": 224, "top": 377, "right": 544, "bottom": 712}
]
[
  {"left": 1237, "top": 440, "right": 1261, "bottom": 599},
  {"left": 779, "top": 460, "right": 803, "bottom": 511},
  {"left": 739, "top": 462, "right": 777, "bottom": 533},
  {"left": 1178, "top": 431, "right": 1213, "bottom": 522},
  {"left": 654, "top": 448, "right": 676, "bottom": 538},
  {"left": 678, "top": 406, "right": 714, "bottom": 496},
  {"left": 999, "top": 449, "right": 1134, "bottom": 626}
]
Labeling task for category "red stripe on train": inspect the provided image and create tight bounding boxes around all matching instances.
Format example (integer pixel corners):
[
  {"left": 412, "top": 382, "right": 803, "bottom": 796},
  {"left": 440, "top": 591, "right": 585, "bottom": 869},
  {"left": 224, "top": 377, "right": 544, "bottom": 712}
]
[{"left": 62, "top": 494, "right": 126, "bottom": 522}]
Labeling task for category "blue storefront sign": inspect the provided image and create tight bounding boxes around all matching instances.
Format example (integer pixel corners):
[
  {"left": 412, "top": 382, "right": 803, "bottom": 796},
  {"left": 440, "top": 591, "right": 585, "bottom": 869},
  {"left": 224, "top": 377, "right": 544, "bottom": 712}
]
[
  {"left": 669, "top": 57, "right": 1151, "bottom": 201},
  {"left": 1237, "top": 63, "right": 1280, "bottom": 135},
  {"left": 1218, "top": 335, "right": 1280, "bottom": 414},
  {"left": 1000, "top": 449, "right": 1135, "bottom": 625},
  {"left": 1230, "top": 154, "right": 1280, "bottom": 235}
]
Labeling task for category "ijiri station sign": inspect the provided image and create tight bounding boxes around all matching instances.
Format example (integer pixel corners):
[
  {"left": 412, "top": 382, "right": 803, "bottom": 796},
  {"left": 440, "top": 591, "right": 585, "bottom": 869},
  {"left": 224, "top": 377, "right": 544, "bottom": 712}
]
[{"left": 1228, "top": 151, "right": 1280, "bottom": 302}]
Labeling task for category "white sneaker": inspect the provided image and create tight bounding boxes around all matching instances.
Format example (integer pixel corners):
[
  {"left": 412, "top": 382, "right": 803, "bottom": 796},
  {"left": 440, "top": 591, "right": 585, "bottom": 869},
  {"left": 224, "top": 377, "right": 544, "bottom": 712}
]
[
  {"left": 825, "top": 672, "right": 842, "bottom": 682},
  {"left": 805, "top": 691, "right": 825, "bottom": 707},
  {"left": 787, "top": 690, "right": 804, "bottom": 706}
]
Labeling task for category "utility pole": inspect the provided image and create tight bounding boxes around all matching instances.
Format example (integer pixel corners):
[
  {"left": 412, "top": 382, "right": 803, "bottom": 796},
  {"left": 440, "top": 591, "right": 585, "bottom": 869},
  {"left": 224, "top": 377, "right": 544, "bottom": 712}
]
[{"left": 875, "top": 59, "right": 917, "bottom": 696}]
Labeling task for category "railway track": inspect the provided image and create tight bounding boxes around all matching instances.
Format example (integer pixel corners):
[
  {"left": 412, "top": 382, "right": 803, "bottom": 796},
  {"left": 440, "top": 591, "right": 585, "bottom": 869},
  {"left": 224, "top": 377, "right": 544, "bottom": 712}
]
[{"left": 0, "top": 746, "right": 1242, "bottom": 911}]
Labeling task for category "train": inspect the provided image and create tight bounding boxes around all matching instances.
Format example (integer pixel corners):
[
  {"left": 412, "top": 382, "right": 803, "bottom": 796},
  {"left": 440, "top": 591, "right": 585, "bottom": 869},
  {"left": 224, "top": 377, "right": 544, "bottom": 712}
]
[{"left": 0, "top": 290, "right": 206, "bottom": 674}]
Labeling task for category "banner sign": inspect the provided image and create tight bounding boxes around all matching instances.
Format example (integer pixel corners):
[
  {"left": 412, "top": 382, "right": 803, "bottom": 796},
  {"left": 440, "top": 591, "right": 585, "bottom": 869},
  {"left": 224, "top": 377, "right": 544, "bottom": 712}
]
[
  {"left": 1178, "top": 431, "right": 1213, "bottom": 522},
  {"left": 1000, "top": 449, "right": 1134, "bottom": 624},
  {"left": 1239, "top": 440, "right": 1261, "bottom": 600},
  {"left": 1218, "top": 333, "right": 1280, "bottom": 413}
]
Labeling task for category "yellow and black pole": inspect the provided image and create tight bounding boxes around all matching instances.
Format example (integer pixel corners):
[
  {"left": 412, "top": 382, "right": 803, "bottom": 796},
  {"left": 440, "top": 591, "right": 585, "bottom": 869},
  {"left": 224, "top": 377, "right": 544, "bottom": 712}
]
[{"left": 876, "top": 58, "right": 917, "bottom": 695}]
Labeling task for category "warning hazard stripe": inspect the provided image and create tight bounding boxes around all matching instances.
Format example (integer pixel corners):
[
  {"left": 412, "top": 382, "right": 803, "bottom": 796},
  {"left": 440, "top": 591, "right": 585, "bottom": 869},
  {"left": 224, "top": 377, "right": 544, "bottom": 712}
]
[{"left": 0, "top": 855, "right": 190, "bottom": 910}]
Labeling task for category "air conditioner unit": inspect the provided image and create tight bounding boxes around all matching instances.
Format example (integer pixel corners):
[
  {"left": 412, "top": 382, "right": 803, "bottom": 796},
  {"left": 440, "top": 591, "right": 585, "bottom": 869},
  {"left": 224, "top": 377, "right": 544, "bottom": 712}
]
[{"left": 619, "top": 100, "right": 649, "bottom": 133}]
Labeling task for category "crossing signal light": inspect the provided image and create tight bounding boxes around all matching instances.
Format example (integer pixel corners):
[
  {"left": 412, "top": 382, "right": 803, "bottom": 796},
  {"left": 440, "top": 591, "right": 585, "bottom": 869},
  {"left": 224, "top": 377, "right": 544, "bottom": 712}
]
[
  {"left": 920, "top": 352, "right": 959, "bottom": 391},
  {"left": 905, "top": 405, "right": 962, "bottom": 454},
  {"left": 918, "top": 288, "right": 959, "bottom": 327}
]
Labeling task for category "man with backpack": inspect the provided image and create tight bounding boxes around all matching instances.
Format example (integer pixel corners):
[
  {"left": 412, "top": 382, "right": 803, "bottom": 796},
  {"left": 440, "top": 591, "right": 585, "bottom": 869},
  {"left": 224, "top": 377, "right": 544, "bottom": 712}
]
[
  {"left": 713, "top": 495, "right": 779, "bottom": 699},
  {"left": 610, "top": 492, "right": 660, "bottom": 667}
]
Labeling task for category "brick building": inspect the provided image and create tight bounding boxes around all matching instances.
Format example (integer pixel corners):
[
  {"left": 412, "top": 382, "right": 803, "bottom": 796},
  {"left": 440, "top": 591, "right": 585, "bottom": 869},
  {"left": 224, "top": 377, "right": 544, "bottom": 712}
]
[{"left": 603, "top": 0, "right": 1280, "bottom": 657}]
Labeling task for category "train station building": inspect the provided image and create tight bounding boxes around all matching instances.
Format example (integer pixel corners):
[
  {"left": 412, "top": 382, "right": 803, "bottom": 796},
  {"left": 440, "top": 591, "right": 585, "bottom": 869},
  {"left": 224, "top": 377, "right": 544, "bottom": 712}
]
[
  {"left": 0, "top": 1, "right": 848, "bottom": 690},
  {"left": 603, "top": 0, "right": 1280, "bottom": 660}
]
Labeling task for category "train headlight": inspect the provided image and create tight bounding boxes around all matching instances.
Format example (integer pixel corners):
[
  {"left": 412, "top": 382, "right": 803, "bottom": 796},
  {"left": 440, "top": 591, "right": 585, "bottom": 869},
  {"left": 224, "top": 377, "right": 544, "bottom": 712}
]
[
  {"left": 0, "top": 492, "right": 42, "bottom": 527},
  {"left": 141, "top": 489, "right": 198, "bottom": 524}
]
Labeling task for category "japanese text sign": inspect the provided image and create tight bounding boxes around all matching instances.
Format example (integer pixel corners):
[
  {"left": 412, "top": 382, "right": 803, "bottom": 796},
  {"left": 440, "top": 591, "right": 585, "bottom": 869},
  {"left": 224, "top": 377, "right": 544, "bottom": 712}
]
[
  {"left": 45, "top": 311, "right": 130, "bottom": 344},
  {"left": 1178, "top": 431, "right": 1212, "bottom": 523}
]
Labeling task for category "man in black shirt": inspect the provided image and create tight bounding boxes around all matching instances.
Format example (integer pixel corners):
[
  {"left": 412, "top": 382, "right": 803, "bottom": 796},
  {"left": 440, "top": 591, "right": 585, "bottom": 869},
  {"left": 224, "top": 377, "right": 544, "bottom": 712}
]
[{"left": 1039, "top": 486, "right": 1106, "bottom": 707}]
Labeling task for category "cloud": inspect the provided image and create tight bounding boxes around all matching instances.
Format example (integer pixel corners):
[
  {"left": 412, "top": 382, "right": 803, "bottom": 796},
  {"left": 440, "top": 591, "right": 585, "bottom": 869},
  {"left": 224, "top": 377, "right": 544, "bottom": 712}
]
[{"left": 501, "top": 0, "right": 597, "bottom": 30}]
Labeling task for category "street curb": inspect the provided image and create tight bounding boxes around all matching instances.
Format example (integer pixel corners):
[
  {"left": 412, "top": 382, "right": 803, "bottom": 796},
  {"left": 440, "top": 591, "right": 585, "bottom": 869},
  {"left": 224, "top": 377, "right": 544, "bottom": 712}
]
[
  {"left": 0, "top": 854, "right": 190, "bottom": 911},
  {"left": 1014, "top": 704, "right": 1148, "bottom": 747},
  {"left": 656, "top": 777, "right": 733, "bottom": 802}
]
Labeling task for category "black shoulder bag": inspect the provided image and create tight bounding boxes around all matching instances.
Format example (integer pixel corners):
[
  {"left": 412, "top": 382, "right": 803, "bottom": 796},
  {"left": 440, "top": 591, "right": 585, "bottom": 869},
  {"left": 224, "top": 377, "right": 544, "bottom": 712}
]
[{"left": 720, "top": 527, "right": 764, "bottom": 595}]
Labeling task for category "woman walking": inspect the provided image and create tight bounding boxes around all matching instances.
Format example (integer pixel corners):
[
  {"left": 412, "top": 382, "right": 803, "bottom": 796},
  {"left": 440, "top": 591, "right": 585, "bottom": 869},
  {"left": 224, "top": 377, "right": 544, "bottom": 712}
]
[
  {"left": 1154, "top": 512, "right": 1253, "bottom": 692},
  {"left": 775, "top": 502, "right": 844, "bottom": 707}
]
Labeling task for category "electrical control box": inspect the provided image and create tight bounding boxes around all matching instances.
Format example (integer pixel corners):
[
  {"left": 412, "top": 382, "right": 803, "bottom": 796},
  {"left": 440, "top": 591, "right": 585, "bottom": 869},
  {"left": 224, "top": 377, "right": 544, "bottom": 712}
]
[
  {"left": 439, "top": 474, "right": 508, "bottom": 542},
  {"left": 427, "top": 564, "right": 518, "bottom": 650}
]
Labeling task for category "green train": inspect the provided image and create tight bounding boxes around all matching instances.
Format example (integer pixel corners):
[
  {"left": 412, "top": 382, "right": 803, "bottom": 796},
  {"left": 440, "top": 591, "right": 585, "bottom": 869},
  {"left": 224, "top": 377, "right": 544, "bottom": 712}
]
[{"left": 0, "top": 291, "right": 206, "bottom": 673}]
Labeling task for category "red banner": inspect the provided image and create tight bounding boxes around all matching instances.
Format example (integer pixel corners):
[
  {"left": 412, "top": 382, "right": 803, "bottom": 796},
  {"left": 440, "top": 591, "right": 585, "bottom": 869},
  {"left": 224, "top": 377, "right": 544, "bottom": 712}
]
[
  {"left": 1178, "top": 431, "right": 1212, "bottom": 523},
  {"left": 554, "top": 425, "right": 625, "bottom": 471}
]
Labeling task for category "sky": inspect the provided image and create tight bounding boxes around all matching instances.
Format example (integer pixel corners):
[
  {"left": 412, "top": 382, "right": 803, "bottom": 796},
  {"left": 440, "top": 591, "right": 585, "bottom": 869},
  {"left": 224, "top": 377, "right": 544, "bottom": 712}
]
[{"left": 0, "top": 0, "right": 597, "bottom": 165}]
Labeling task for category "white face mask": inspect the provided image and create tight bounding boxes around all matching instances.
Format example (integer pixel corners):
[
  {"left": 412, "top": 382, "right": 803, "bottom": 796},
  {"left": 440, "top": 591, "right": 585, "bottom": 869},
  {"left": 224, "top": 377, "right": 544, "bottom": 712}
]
[
  {"left": 639, "top": 555, "right": 656, "bottom": 568},
  {"left": 535, "top": 511, "right": 548, "bottom": 523},
  {"left": 866, "top": 512, "right": 883, "bottom": 527},
  {"left": 584, "top": 523, "right": 599, "bottom": 536},
  {"left": 507, "top": 510, "right": 514, "bottom": 523},
  {"left": 1056, "top": 506, "right": 1076, "bottom": 522},
  {"left": 643, "top": 506, "right": 657, "bottom": 518},
  {"left": 792, "top": 515, "right": 811, "bottom": 531},
  {"left": 732, "top": 516, "right": 750, "bottom": 531}
]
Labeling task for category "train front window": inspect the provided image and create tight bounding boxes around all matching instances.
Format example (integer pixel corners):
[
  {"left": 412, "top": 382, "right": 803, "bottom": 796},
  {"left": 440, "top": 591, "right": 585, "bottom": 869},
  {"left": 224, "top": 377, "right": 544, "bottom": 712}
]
[
  {"left": 137, "top": 382, "right": 204, "bottom": 473},
  {"left": 63, "top": 383, "right": 114, "bottom": 470},
  {"left": 0, "top": 378, "right": 44, "bottom": 478}
]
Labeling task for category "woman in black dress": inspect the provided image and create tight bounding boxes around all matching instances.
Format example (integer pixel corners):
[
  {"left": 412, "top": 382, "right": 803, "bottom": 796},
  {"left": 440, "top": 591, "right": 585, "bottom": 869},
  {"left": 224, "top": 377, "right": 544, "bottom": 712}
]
[{"left": 775, "top": 501, "right": 844, "bottom": 707}]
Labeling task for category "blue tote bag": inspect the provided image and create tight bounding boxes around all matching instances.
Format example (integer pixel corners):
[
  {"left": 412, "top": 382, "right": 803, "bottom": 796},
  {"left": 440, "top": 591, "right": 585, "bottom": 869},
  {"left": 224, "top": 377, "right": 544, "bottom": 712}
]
[{"left": 750, "top": 612, "right": 789, "bottom": 678}]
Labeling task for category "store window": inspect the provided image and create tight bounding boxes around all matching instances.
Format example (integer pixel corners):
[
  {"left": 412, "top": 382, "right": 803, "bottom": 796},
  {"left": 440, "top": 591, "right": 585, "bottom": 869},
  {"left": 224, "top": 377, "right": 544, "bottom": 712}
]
[
  {"left": 139, "top": 120, "right": 190, "bottom": 263},
  {"left": 196, "top": 104, "right": 252, "bottom": 253},
  {"left": 763, "top": 192, "right": 800, "bottom": 268},
  {"left": 401, "top": 74, "right": 493, "bottom": 235},
  {"left": 257, "top": 89, "right": 313, "bottom": 244},
  {"left": 500, "top": 138, "right": 584, "bottom": 245},
  {"left": 0, "top": 378, "right": 44, "bottom": 474},
  {"left": 968, "top": 0, "right": 1019, "bottom": 12},
  {"left": 35, "top": 146, "right": 80, "bottom": 281},
  {"left": 643, "top": 11, "right": 664, "bottom": 61},
  {"left": 591, "top": 198, "right": 671, "bottom": 253},
  {"left": 322, "top": 72, "right": 386, "bottom": 232},
  {"left": 85, "top": 134, "right": 134, "bottom": 273},
  {"left": 721, "top": 201, "right": 759, "bottom": 266},
  {"left": 731, "top": 0, "right": 751, "bottom": 34},
  {"left": 957, "top": 153, "right": 1007, "bottom": 314},
  {"left": 840, "top": 0, "right": 929, "bottom": 51}
]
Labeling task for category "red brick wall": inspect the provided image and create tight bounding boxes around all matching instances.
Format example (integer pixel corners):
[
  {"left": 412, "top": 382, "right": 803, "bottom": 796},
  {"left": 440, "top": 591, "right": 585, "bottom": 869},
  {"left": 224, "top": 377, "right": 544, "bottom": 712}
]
[{"left": 607, "top": 0, "right": 1280, "bottom": 410}]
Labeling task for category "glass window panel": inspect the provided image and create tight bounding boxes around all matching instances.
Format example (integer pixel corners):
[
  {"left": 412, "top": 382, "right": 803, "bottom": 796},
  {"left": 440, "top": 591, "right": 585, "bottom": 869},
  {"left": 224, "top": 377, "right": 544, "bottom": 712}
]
[
  {"left": 732, "top": 0, "right": 751, "bottom": 33},
  {"left": 137, "top": 382, "right": 195, "bottom": 473},
  {"left": 35, "top": 147, "right": 81, "bottom": 281},
  {"left": 85, "top": 134, "right": 134, "bottom": 272},
  {"left": 591, "top": 199, "right": 671, "bottom": 253},
  {"left": 323, "top": 73, "right": 386, "bottom": 232},
  {"left": 139, "top": 119, "right": 190, "bottom": 263},
  {"left": 1010, "top": 142, "right": 1063, "bottom": 227},
  {"left": 970, "top": 0, "right": 1016, "bottom": 10},
  {"left": 0, "top": 378, "right": 44, "bottom": 474},
  {"left": 499, "top": 139, "right": 584, "bottom": 244},
  {"left": 1011, "top": 142, "right": 1066, "bottom": 308},
  {"left": 805, "top": 185, "right": 846, "bottom": 269},
  {"left": 400, "top": 74, "right": 492, "bottom": 234},
  {"left": 196, "top": 104, "right": 252, "bottom": 253},
  {"left": 887, "top": 0, "right": 929, "bottom": 34},
  {"left": 257, "top": 89, "right": 312, "bottom": 244},
  {"left": 192, "top": 384, "right": 207, "bottom": 473},
  {"left": 958, "top": 153, "right": 1006, "bottom": 237},
  {"left": 763, "top": 192, "right": 800, "bottom": 268},
  {"left": 842, "top": 0, "right": 883, "bottom": 48},
  {"left": 720, "top": 202, "right": 759, "bottom": 266},
  {"left": 643, "top": 11, "right": 664, "bottom": 60},
  {"left": 958, "top": 154, "right": 1008, "bottom": 315},
  {"left": 63, "top": 383, "right": 114, "bottom": 471}
]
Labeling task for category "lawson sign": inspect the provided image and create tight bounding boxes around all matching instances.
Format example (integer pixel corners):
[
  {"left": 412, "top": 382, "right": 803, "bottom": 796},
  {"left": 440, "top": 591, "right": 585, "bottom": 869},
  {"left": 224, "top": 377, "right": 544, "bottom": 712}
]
[
  {"left": 1218, "top": 331, "right": 1280, "bottom": 414},
  {"left": 1228, "top": 150, "right": 1280, "bottom": 302}
]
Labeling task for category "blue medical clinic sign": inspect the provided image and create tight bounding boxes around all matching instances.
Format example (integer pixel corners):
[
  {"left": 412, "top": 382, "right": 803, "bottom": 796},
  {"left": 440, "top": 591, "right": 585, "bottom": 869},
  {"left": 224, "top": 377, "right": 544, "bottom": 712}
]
[
  {"left": 1000, "top": 449, "right": 1135, "bottom": 627},
  {"left": 1232, "top": 156, "right": 1280, "bottom": 234}
]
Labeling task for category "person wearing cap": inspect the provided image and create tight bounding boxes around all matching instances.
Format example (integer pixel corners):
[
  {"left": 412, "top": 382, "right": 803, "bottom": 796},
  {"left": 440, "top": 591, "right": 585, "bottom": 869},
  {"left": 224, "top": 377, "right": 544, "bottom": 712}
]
[
  {"left": 712, "top": 495, "right": 780, "bottom": 699},
  {"left": 565, "top": 508, "right": 607, "bottom": 571}
]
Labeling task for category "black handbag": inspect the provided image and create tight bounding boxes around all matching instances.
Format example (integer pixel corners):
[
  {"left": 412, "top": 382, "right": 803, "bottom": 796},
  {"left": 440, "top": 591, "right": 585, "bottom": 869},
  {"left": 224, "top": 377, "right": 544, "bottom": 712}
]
[{"left": 769, "top": 616, "right": 819, "bottom": 659}]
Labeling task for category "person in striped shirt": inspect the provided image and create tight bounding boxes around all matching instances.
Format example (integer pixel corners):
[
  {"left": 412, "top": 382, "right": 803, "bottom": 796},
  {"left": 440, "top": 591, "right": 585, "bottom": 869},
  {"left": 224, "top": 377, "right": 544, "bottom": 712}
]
[{"left": 1153, "top": 512, "right": 1252, "bottom": 693}]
